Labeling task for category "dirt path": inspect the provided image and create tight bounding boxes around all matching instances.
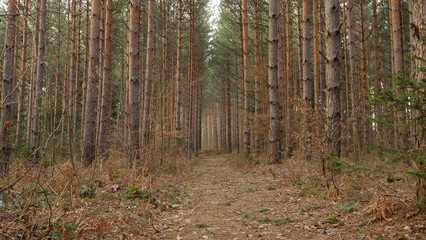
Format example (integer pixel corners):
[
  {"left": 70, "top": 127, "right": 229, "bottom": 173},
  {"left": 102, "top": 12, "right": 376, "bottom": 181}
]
[{"left": 153, "top": 154, "right": 350, "bottom": 240}]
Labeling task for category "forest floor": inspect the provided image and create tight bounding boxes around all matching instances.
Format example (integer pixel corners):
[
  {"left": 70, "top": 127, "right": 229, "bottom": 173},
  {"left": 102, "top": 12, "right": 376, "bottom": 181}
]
[
  {"left": 1, "top": 152, "right": 424, "bottom": 239},
  {"left": 152, "top": 153, "right": 425, "bottom": 240}
]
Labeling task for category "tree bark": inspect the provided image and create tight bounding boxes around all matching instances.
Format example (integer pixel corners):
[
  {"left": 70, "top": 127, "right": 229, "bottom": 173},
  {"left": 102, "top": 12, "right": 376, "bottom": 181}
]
[
  {"left": 15, "top": 0, "right": 29, "bottom": 146},
  {"left": 27, "top": 0, "right": 40, "bottom": 143},
  {"left": 285, "top": 0, "right": 294, "bottom": 156},
  {"left": 359, "top": 0, "right": 371, "bottom": 147},
  {"left": 302, "top": 0, "right": 313, "bottom": 108},
  {"left": 81, "top": 0, "right": 90, "bottom": 138},
  {"left": 313, "top": 0, "right": 320, "bottom": 121},
  {"left": 409, "top": 0, "right": 425, "bottom": 150},
  {"left": 99, "top": 0, "right": 113, "bottom": 156},
  {"left": 253, "top": 0, "right": 262, "bottom": 156},
  {"left": 346, "top": 0, "right": 361, "bottom": 160},
  {"left": 175, "top": 0, "right": 183, "bottom": 132},
  {"left": 30, "top": 0, "right": 47, "bottom": 149},
  {"left": 128, "top": 0, "right": 140, "bottom": 162},
  {"left": 242, "top": 0, "right": 250, "bottom": 158},
  {"left": 296, "top": 0, "right": 303, "bottom": 99},
  {"left": 227, "top": 62, "right": 232, "bottom": 153},
  {"left": 1, "top": 0, "right": 18, "bottom": 174},
  {"left": 68, "top": 0, "right": 77, "bottom": 153},
  {"left": 141, "top": 0, "right": 155, "bottom": 148},
  {"left": 325, "top": 0, "right": 342, "bottom": 157},
  {"left": 372, "top": 0, "right": 382, "bottom": 136},
  {"left": 82, "top": 0, "right": 101, "bottom": 165},
  {"left": 268, "top": 0, "right": 282, "bottom": 164},
  {"left": 74, "top": 0, "right": 82, "bottom": 136},
  {"left": 302, "top": 0, "right": 313, "bottom": 159},
  {"left": 390, "top": 0, "right": 409, "bottom": 150}
]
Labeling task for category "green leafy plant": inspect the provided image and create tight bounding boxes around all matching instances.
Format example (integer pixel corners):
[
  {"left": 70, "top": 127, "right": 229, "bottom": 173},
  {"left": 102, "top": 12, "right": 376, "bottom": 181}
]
[
  {"left": 256, "top": 217, "right": 272, "bottom": 223},
  {"left": 326, "top": 155, "right": 364, "bottom": 172},
  {"left": 162, "top": 182, "right": 174, "bottom": 187},
  {"left": 79, "top": 184, "right": 96, "bottom": 198},
  {"left": 335, "top": 203, "right": 358, "bottom": 212},
  {"left": 126, "top": 186, "right": 151, "bottom": 200},
  {"left": 112, "top": 172, "right": 119, "bottom": 181},
  {"left": 257, "top": 207, "right": 269, "bottom": 212},
  {"left": 62, "top": 222, "right": 80, "bottom": 232},
  {"left": 195, "top": 223, "right": 210, "bottom": 228},
  {"left": 327, "top": 215, "right": 340, "bottom": 223}
]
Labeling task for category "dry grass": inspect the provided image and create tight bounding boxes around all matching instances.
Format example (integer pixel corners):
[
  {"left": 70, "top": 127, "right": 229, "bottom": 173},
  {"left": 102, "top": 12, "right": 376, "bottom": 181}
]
[
  {"left": 0, "top": 149, "right": 192, "bottom": 239},
  {"left": 227, "top": 149, "right": 425, "bottom": 238}
]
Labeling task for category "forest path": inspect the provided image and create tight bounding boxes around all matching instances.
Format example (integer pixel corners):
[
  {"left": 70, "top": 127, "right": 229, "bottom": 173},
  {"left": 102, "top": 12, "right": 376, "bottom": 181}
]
[{"left": 153, "top": 154, "right": 344, "bottom": 240}]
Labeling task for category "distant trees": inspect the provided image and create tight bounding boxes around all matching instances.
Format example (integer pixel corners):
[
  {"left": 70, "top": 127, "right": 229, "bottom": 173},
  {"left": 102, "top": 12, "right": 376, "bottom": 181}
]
[
  {"left": 0, "top": 0, "right": 424, "bottom": 177},
  {"left": 207, "top": 0, "right": 424, "bottom": 166}
]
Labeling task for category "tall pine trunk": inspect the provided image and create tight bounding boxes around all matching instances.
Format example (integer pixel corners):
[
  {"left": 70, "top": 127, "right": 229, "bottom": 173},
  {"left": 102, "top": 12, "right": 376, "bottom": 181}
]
[
  {"left": 242, "top": 0, "right": 250, "bottom": 157},
  {"left": 30, "top": 0, "right": 47, "bottom": 149},
  {"left": 372, "top": 0, "right": 382, "bottom": 136},
  {"left": 128, "top": 0, "right": 140, "bottom": 162},
  {"left": 346, "top": 0, "right": 361, "bottom": 160},
  {"left": 325, "top": 0, "right": 342, "bottom": 157},
  {"left": 390, "top": 0, "right": 409, "bottom": 150},
  {"left": 302, "top": 0, "right": 313, "bottom": 108},
  {"left": 313, "top": 0, "right": 320, "bottom": 125},
  {"left": 15, "top": 0, "right": 29, "bottom": 146},
  {"left": 253, "top": 0, "right": 262, "bottom": 156},
  {"left": 82, "top": 0, "right": 101, "bottom": 165},
  {"left": 227, "top": 62, "right": 232, "bottom": 153},
  {"left": 67, "top": 0, "right": 78, "bottom": 158},
  {"left": 408, "top": 0, "right": 426, "bottom": 201},
  {"left": 359, "top": 0, "right": 371, "bottom": 147},
  {"left": 99, "top": 0, "right": 113, "bottom": 156},
  {"left": 175, "top": 0, "right": 183, "bottom": 132},
  {"left": 141, "top": 0, "right": 155, "bottom": 148},
  {"left": 268, "top": 0, "right": 282, "bottom": 164},
  {"left": 302, "top": 0, "right": 313, "bottom": 159},
  {"left": 285, "top": 0, "right": 294, "bottom": 156},
  {"left": 0, "top": 0, "right": 18, "bottom": 174},
  {"left": 409, "top": 0, "right": 425, "bottom": 149}
]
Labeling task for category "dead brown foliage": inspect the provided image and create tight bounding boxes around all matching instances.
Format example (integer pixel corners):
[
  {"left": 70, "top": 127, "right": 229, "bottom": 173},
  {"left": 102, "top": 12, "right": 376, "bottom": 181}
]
[{"left": 0, "top": 148, "right": 192, "bottom": 239}]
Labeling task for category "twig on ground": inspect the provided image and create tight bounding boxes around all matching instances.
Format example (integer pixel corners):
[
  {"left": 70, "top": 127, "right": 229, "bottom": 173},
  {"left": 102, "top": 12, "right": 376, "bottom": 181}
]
[{"left": 149, "top": 218, "right": 160, "bottom": 233}]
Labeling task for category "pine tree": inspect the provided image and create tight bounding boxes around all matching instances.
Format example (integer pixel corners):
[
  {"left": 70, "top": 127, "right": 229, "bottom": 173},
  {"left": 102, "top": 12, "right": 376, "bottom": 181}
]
[
  {"left": 0, "top": 0, "right": 18, "bottom": 174},
  {"left": 325, "top": 0, "right": 342, "bottom": 157},
  {"left": 268, "top": 0, "right": 282, "bottom": 164},
  {"left": 82, "top": 0, "right": 102, "bottom": 165}
]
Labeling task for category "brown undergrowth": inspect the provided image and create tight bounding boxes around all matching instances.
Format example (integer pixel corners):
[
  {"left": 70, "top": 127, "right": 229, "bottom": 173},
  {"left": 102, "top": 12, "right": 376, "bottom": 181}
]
[
  {"left": 226, "top": 151, "right": 425, "bottom": 239},
  {"left": 0, "top": 149, "right": 193, "bottom": 239}
]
